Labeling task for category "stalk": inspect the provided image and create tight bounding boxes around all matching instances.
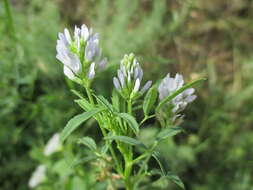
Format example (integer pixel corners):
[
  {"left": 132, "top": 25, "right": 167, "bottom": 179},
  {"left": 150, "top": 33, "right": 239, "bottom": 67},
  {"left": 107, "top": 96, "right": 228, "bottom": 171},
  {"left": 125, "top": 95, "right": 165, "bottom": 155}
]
[
  {"left": 123, "top": 149, "right": 133, "bottom": 190},
  {"left": 84, "top": 84, "right": 123, "bottom": 175},
  {"left": 124, "top": 99, "right": 134, "bottom": 190}
]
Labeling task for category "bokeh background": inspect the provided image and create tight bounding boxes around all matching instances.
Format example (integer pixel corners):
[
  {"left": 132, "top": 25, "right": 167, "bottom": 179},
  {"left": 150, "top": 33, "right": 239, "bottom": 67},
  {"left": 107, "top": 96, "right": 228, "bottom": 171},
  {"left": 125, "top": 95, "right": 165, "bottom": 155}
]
[{"left": 1, "top": 0, "right": 253, "bottom": 189}]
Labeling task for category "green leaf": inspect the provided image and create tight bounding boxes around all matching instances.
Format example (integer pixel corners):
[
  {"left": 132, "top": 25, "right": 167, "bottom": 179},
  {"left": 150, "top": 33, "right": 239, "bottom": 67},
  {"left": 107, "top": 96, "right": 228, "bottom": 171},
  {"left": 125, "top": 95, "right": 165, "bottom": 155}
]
[
  {"left": 152, "top": 151, "right": 169, "bottom": 175},
  {"left": 75, "top": 99, "right": 93, "bottom": 111},
  {"left": 143, "top": 87, "right": 158, "bottom": 116},
  {"left": 165, "top": 172, "right": 185, "bottom": 189},
  {"left": 105, "top": 136, "right": 142, "bottom": 146},
  {"left": 95, "top": 95, "right": 115, "bottom": 113},
  {"left": 156, "top": 127, "right": 183, "bottom": 141},
  {"left": 152, "top": 152, "right": 185, "bottom": 189},
  {"left": 156, "top": 78, "right": 206, "bottom": 111},
  {"left": 60, "top": 108, "right": 105, "bottom": 142},
  {"left": 116, "top": 113, "right": 139, "bottom": 134},
  {"left": 101, "top": 144, "right": 109, "bottom": 155},
  {"left": 111, "top": 90, "right": 120, "bottom": 112},
  {"left": 78, "top": 137, "right": 97, "bottom": 151},
  {"left": 70, "top": 155, "right": 97, "bottom": 168},
  {"left": 71, "top": 89, "right": 84, "bottom": 99}
]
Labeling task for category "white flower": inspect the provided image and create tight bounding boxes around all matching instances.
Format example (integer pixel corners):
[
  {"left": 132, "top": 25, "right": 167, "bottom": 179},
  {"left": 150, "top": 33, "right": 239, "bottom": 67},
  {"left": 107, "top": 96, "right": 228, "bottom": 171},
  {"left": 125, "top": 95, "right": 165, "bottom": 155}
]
[
  {"left": 113, "top": 53, "right": 152, "bottom": 99},
  {"left": 85, "top": 33, "right": 100, "bottom": 62},
  {"left": 88, "top": 62, "right": 96, "bottom": 79},
  {"left": 133, "top": 78, "right": 140, "bottom": 92},
  {"left": 63, "top": 65, "right": 75, "bottom": 80},
  {"left": 28, "top": 165, "right": 46, "bottom": 188},
  {"left": 158, "top": 73, "right": 197, "bottom": 113},
  {"left": 56, "top": 29, "right": 82, "bottom": 79},
  {"left": 44, "top": 133, "right": 61, "bottom": 156},
  {"left": 140, "top": 81, "right": 152, "bottom": 94},
  {"left": 56, "top": 24, "right": 107, "bottom": 80},
  {"left": 113, "top": 77, "right": 121, "bottom": 89}
]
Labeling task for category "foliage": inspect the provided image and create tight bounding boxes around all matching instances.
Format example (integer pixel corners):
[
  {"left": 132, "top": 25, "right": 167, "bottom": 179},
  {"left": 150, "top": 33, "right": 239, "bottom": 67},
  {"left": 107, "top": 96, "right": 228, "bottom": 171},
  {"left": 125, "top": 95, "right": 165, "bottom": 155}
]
[
  {"left": 0, "top": 0, "right": 75, "bottom": 189},
  {"left": 1, "top": 0, "right": 253, "bottom": 190}
]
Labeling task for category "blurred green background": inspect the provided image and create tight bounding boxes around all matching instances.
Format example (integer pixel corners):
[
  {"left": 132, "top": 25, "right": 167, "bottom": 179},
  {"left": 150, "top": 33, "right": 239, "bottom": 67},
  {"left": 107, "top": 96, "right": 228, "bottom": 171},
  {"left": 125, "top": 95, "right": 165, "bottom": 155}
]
[{"left": 1, "top": 0, "right": 253, "bottom": 189}]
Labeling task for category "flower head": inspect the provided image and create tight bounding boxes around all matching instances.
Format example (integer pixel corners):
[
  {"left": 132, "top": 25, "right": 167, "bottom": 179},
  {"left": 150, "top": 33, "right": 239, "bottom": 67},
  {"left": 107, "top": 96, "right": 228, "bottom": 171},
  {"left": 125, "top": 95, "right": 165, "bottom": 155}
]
[
  {"left": 44, "top": 133, "right": 61, "bottom": 156},
  {"left": 113, "top": 53, "right": 152, "bottom": 100},
  {"left": 56, "top": 24, "right": 107, "bottom": 81},
  {"left": 28, "top": 165, "right": 46, "bottom": 188},
  {"left": 158, "top": 73, "right": 197, "bottom": 113}
]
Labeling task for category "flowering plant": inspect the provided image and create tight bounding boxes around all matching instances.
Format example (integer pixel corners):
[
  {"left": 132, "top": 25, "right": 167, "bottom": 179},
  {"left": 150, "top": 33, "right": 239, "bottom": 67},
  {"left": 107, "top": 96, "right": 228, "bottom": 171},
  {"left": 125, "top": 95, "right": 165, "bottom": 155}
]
[{"left": 56, "top": 24, "right": 204, "bottom": 190}]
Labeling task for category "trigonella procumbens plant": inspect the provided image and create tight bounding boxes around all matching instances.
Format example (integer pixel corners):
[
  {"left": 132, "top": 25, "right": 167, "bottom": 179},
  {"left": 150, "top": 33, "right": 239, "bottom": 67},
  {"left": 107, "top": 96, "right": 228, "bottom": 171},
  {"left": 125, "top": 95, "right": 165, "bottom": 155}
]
[{"left": 56, "top": 24, "right": 204, "bottom": 190}]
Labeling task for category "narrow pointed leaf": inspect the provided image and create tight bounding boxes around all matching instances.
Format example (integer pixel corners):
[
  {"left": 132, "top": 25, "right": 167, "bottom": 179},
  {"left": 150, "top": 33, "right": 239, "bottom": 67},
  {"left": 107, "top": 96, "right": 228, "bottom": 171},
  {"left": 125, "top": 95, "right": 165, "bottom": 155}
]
[
  {"left": 95, "top": 95, "right": 115, "bottom": 113},
  {"left": 105, "top": 136, "right": 142, "bottom": 146},
  {"left": 78, "top": 137, "right": 97, "bottom": 151},
  {"left": 111, "top": 90, "right": 120, "bottom": 112},
  {"left": 75, "top": 99, "right": 93, "bottom": 111},
  {"left": 143, "top": 87, "right": 157, "bottom": 116},
  {"left": 165, "top": 172, "right": 185, "bottom": 189},
  {"left": 156, "top": 127, "right": 183, "bottom": 141},
  {"left": 152, "top": 151, "right": 169, "bottom": 175},
  {"left": 71, "top": 89, "right": 84, "bottom": 99},
  {"left": 116, "top": 113, "right": 139, "bottom": 134},
  {"left": 60, "top": 108, "right": 105, "bottom": 142}
]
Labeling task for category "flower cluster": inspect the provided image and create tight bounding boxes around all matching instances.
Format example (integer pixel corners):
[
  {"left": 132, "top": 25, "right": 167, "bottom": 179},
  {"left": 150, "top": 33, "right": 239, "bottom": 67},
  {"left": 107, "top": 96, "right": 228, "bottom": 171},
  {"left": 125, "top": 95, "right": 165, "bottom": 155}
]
[
  {"left": 113, "top": 53, "right": 152, "bottom": 100},
  {"left": 158, "top": 73, "right": 197, "bottom": 113},
  {"left": 28, "top": 133, "right": 62, "bottom": 189},
  {"left": 56, "top": 24, "right": 106, "bottom": 81}
]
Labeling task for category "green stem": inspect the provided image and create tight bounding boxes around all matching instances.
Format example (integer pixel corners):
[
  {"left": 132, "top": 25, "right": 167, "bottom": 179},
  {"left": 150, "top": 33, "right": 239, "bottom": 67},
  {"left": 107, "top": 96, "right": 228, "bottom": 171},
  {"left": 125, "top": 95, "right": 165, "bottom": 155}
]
[
  {"left": 134, "top": 141, "right": 158, "bottom": 189},
  {"left": 84, "top": 84, "right": 123, "bottom": 175},
  {"left": 85, "top": 85, "right": 94, "bottom": 105},
  {"left": 124, "top": 151, "right": 133, "bottom": 190},
  {"left": 127, "top": 100, "right": 132, "bottom": 115},
  {"left": 140, "top": 114, "right": 156, "bottom": 125}
]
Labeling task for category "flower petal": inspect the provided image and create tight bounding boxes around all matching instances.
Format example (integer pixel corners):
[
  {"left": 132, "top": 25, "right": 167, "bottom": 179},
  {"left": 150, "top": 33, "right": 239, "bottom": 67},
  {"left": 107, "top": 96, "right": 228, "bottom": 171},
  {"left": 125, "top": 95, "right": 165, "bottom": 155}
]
[
  {"left": 113, "top": 77, "right": 121, "bottom": 89},
  {"left": 133, "top": 78, "right": 140, "bottom": 92},
  {"left": 141, "top": 80, "right": 152, "bottom": 94},
  {"left": 64, "top": 28, "right": 72, "bottom": 43},
  {"left": 63, "top": 66, "right": 75, "bottom": 80},
  {"left": 88, "top": 62, "right": 96, "bottom": 79}
]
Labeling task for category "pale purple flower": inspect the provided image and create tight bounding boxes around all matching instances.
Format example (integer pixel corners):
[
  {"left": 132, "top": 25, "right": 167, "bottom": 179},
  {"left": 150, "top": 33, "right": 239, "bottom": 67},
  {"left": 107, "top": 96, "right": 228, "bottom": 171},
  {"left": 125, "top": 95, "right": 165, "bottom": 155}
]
[
  {"left": 88, "top": 62, "right": 96, "bottom": 79},
  {"left": 56, "top": 24, "right": 106, "bottom": 80},
  {"left": 113, "top": 77, "right": 121, "bottom": 89},
  {"left": 158, "top": 73, "right": 197, "bottom": 113},
  {"left": 133, "top": 78, "right": 140, "bottom": 92},
  {"left": 85, "top": 33, "right": 100, "bottom": 62},
  {"left": 56, "top": 28, "right": 82, "bottom": 79},
  {"left": 63, "top": 65, "right": 75, "bottom": 80},
  {"left": 113, "top": 53, "right": 152, "bottom": 99},
  {"left": 140, "top": 80, "right": 152, "bottom": 94}
]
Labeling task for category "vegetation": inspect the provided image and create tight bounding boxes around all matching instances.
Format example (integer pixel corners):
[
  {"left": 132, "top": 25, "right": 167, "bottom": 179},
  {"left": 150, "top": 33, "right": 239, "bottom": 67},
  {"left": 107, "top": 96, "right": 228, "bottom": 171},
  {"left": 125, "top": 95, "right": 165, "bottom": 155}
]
[{"left": 1, "top": 0, "right": 253, "bottom": 189}]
